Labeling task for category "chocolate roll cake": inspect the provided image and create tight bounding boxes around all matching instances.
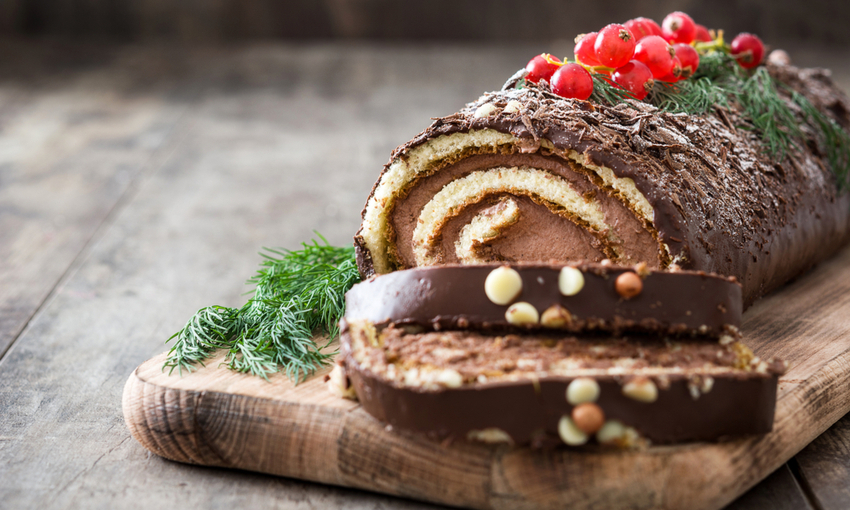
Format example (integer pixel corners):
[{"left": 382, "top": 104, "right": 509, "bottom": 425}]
[
  {"left": 354, "top": 63, "right": 850, "bottom": 306},
  {"left": 345, "top": 263, "right": 742, "bottom": 337},
  {"left": 339, "top": 318, "right": 785, "bottom": 446}
]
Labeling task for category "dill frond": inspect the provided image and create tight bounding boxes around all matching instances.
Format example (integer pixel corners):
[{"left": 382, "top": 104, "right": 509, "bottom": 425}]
[{"left": 164, "top": 235, "right": 360, "bottom": 383}]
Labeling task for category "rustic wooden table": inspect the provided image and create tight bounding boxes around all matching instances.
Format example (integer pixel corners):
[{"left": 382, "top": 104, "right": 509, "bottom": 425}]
[{"left": 1, "top": 38, "right": 848, "bottom": 510}]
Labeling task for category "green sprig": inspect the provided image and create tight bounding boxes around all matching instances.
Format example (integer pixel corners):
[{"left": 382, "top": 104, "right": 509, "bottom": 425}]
[{"left": 164, "top": 235, "right": 360, "bottom": 383}]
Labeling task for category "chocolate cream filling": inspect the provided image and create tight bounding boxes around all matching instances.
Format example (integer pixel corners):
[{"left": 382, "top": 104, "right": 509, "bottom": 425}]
[{"left": 388, "top": 151, "right": 661, "bottom": 270}]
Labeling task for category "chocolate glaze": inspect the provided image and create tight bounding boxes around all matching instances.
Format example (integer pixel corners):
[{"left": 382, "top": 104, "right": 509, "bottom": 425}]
[
  {"left": 345, "top": 263, "right": 742, "bottom": 336},
  {"left": 341, "top": 322, "right": 780, "bottom": 445},
  {"left": 356, "top": 63, "right": 850, "bottom": 307}
]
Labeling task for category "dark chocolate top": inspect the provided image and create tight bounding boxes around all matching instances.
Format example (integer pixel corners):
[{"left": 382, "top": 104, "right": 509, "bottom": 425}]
[
  {"left": 356, "top": 62, "right": 850, "bottom": 307},
  {"left": 345, "top": 263, "right": 742, "bottom": 337}
]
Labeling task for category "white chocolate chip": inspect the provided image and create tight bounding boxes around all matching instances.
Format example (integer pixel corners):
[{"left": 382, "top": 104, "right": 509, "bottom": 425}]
[
  {"left": 622, "top": 378, "right": 658, "bottom": 403},
  {"left": 596, "top": 420, "right": 626, "bottom": 444},
  {"left": 505, "top": 302, "right": 539, "bottom": 325},
  {"left": 558, "top": 415, "right": 589, "bottom": 445},
  {"left": 485, "top": 266, "right": 523, "bottom": 305},
  {"left": 701, "top": 376, "right": 715, "bottom": 394},
  {"left": 503, "top": 100, "right": 522, "bottom": 113},
  {"left": 566, "top": 377, "right": 600, "bottom": 405},
  {"left": 474, "top": 103, "right": 498, "bottom": 118},
  {"left": 558, "top": 266, "right": 585, "bottom": 296}
]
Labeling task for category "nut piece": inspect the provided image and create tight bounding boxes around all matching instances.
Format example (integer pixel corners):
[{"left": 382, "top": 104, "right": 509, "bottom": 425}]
[
  {"left": 558, "top": 415, "right": 589, "bottom": 446},
  {"left": 484, "top": 266, "right": 523, "bottom": 305},
  {"left": 615, "top": 271, "right": 643, "bottom": 299},
  {"left": 474, "top": 103, "right": 498, "bottom": 118},
  {"left": 622, "top": 377, "right": 658, "bottom": 403},
  {"left": 558, "top": 266, "right": 585, "bottom": 296},
  {"left": 505, "top": 302, "right": 539, "bottom": 325},
  {"left": 467, "top": 428, "right": 514, "bottom": 445},
  {"left": 566, "top": 377, "right": 600, "bottom": 405},
  {"left": 541, "top": 304, "right": 572, "bottom": 328},
  {"left": 326, "top": 364, "right": 357, "bottom": 400},
  {"left": 572, "top": 403, "right": 605, "bottom": 434},
  {"left": 596, "top": 420, "right": 626, "bottom": 444},
  {"left": 503, "top": 100, "right": 522, "bottom": 113}
]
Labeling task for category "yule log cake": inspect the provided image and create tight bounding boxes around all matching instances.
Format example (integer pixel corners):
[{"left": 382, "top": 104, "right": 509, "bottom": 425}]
[{"left": 354, "top": 62, "right": 850, "bottom": 306}]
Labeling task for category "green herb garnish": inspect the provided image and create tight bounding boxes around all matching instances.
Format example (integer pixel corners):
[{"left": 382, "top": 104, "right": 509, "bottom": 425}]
[{"left": 164, "top": 235, "right": 360, "bottom": 383}]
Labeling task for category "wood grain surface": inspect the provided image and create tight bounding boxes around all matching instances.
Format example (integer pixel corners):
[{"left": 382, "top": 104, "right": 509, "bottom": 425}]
[
  {"left": 1, "top": 40, "right": 849, "bottom": 510},
  {"left": 123, "top": 242, "right": 850, "bottom": 510}
]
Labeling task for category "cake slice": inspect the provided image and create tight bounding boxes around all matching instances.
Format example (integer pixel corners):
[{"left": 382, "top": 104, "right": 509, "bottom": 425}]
[
  {"left": 346, "top": 263, "right": 742, "bottom": 337},
  {"left": 340, "top": 319, "right": 785, "bottom": 446}
]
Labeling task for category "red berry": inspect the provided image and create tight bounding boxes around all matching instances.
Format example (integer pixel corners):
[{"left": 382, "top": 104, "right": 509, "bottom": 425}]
[
  {"left": 730, "top": 33, "right": 765, "bottom": 69},
  {"left": 551, "top": 63, "right": 594, "bottom": 100},
  {"left": 694, "top": 24, "right": 712, "bottom": 42},
  {"left": 594, "top": 24, "right": 637, "bottom": 69},
  {"left": 525, "top": 54, "right": 563, "bottom": 84},
  {"left": 612, "top": 60, "right": 654, "bottom": 100},
  {"left": 574, "top": 32, "right": 601, "bottom": 66},
  {"left": 673, "top": 43, "right": 699, "bottom": 78},
  {"left": 624, "top": 17, "right": 662, "bottom": 40},
  {"left": 634, "top": 35, "right": 676, "bottom": 79},
  {"left": 661, "top": 11, "right": 696, "bottom": 44},
  {"left": 658, "top": 57, "right": 683, "bottom": 82}
]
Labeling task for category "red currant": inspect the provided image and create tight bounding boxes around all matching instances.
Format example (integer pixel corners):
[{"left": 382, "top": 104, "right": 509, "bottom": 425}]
[
  {"left": 634, "top": 35, "right": 676, "bottom": 79},
  {"left": 730, "top": 33, "right": 765, "bottom": 69},
  {"left": 657, "top": 57, "right": 683, "bottom": 82},
  {"left": 673, "top": 44, "right": 699, "bottom": 78},
  {"left": 661, "top": 11, "right": 696, "bottom": 44},
  {"left": 525, "top": 54, "right": 563, "bottom": 84},
  {"left": 612, "top": 60, "right": 654, "bottom": 100},
  {"left": 574, "top": 32, "right": 601, "bottom": 66},
  {"left": 551, "top": 63, "right": 594, "bottom": 100},
  {"left": 624, "top": 17, "right": 662, "bottom": 40},
  {"left": 594, "top": 24, "right": 637, "bottom": 69},
  {"left": 694, "top": 24, "right": 712, "bottom": 42}
]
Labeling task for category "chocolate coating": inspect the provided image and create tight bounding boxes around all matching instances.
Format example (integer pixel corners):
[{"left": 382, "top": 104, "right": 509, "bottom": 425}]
[{"left": 345, "top": 263, "right": 742, "bottom": 336}]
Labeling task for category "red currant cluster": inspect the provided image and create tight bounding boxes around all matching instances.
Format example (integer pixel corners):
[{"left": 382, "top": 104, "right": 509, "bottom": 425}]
[{"left": 525, "top": 12, "right": 766, "bottom": 102}]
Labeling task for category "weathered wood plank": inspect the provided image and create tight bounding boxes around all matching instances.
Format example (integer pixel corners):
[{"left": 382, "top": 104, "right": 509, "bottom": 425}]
[
  {"left": 793, "top": 412, "right": 850, "bottom": 509},
  {"left": 0, "top": 41, "right": 526, "bottom": 510},
  {"left": 725, "top": 464, "right": 813, "bottom": 510},
  {"left": 0, "top": 40, "right": 192, "bottom": 357}
]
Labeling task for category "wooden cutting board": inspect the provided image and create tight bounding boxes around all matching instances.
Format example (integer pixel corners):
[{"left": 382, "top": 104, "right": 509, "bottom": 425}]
[{"left": 123, "top": 245, "right": 850, "bottom": 510}]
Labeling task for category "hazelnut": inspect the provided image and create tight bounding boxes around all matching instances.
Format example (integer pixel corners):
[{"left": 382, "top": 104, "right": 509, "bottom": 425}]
[
  {"left": 505, "top": 302, "right": 539, "bottom": 325},
  {"left": 503, "top": 100, "right": 522, "bottom": 114},
  {"left": 541, "top": 304, "right": 572, "bottom": 328},
  {"left": 558, "top": 266, "right": 585, "bottom": 296},
  {"left": 484, "top": 266, "right": 523, "bottom": 305},
  {"left": 596, "top": 420, "right": 626, "bottom": 444},
  {"left": 615, "top": 271, "right": 643, "bottom": 299},
  {"left": 572, "top": 403, "right": 605, "bottom": 434},
  {"left": 474, "top": 103, "right": 498, "bottom": 118},
  {"left": 622, "top": 377, "right": 658, "bottom": 403},
  {"left": 558, "top": 415, "right": 589, "bottom": 446},
  {"left": 566, "top": 377, "right": 600, "bottom": 405}
]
